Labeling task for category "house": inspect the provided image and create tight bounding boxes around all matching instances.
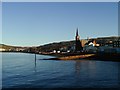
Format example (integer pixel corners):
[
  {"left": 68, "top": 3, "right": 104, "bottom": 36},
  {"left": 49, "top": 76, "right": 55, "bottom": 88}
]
[
  {"left": 53, "top": 50, "right": 56, "bottom": 53},
  {"left": 83, "top": 38, "right": 99, "bottom": 53},
  {"left": 83, "top": 44, "right": 97, "bottom": 53},
  {"left": 83, "top": 40, "right": 98, "bottom": 53},
  {"left": 16, "top": 48, "right": 25, "bottom": 51}
]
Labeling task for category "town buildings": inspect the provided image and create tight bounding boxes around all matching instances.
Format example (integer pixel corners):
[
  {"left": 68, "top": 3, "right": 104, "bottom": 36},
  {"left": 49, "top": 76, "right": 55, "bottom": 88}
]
[{"left": 83, "top": 37, "right": 120, "bottom": 53}]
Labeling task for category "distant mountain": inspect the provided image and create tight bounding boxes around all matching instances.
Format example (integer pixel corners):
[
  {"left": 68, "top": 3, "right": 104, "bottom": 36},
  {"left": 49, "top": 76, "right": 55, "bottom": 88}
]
[{"left": 0, "top": 44, "right": 22, "bottom": 50}]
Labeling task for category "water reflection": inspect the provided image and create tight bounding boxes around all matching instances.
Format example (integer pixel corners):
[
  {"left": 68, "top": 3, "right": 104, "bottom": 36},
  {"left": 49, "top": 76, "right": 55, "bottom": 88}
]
[
  {"left": 118, "top": 62, "right": 120, "bottom": 88},
  {"left": 75, "top": 60, "right": 81, "bottom": 77},
  {"left": 34, "top": 54, "right": 37, "bottom": 72},
  {"left": 74, "top": 60, "right": 97, "bottom": 78},
  {"left": 87, "top": 61, "right": 96, "bottom": 78}
]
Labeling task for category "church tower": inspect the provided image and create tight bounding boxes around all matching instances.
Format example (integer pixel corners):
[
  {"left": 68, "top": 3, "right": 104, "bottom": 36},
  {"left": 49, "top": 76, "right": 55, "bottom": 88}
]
[{"left": 75, "top": 28, "right": 83, "bottom": 52}]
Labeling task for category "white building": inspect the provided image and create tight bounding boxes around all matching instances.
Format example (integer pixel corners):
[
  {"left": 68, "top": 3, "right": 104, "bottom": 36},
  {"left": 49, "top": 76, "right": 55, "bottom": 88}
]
[
  {"left": 16, "top": 48, "right": 25, "bottom": 51},
  {"left": 53, "top": 50, "right": 56, "bottom": 53},
  {"left": 83, "top": 42, "right": 97, "bottom": 52},
  {"left": 57, "top": 51, "right": 60, "bottom": 53},
  {"left": 0, "top": 48, "right": 6, "bottom": 51}
]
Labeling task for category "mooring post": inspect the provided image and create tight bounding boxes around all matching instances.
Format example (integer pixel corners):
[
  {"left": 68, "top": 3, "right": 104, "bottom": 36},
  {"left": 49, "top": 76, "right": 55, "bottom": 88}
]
[
  {"left": 34, "top": 47, "right": 37, "bottom": 72},
  {"left": 35, "top": 47, "right": 36, "bottom": 67},
  {"left": 35, "top": 47, "right": 37, "bottom": 60},
  {"left": 35, "top": 52, "right": 36, "bottom": 61}
]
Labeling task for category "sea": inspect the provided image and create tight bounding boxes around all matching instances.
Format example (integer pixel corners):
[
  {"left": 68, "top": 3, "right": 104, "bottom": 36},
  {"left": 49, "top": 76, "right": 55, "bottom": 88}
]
[{"left": 1, "top": 52, "right": 120, "bottom": 89}]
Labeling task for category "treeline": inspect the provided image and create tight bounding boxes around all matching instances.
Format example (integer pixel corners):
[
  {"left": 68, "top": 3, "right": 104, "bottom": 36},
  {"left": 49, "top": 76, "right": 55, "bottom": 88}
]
[{"left": 37, "top": 40, "right": 75, "bottom": 52}]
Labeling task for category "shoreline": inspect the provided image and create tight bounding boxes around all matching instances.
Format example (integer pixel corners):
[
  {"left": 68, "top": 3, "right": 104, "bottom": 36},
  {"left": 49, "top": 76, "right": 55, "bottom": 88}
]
[
  {"left": 39, "top": 52, "right": 120, "bottom": 62},
  {"left": 1, "top": 51, "right": 120, "bottom": 62}
]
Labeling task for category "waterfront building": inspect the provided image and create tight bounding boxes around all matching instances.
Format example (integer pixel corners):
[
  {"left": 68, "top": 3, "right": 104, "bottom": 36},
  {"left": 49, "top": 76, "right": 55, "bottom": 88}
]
[
  {"left": 112, "top": 39, "right": 120, "bottom": 53},
  {"left": 113, "top": 40, "right": 120, "bottom": 47},
  {"left": 83, "top": 45, "right": 97, "bottom": 53},
  {"left": 0, "top": 48, "right": 6, "bottom": 51},
  {"left": 97, "top": 39, "right": 120, "bottom": 53},
  {"left": 96, "top": 37, "right": 120, "bottom": 47},
  {"left": 75, "top": 28, "right": 83, "bottom": 52},
  {"left": 83, "top": 39, "right": 97, "bottom": 53},
  {"left": 98, "top": 46, "right": 117, "bottom": 53},
  {"left": 16, "top": 48, "right": 25, "bottom": 51},
  {"left": 81, "top": 39, "right": 88, "bottom": 47}
]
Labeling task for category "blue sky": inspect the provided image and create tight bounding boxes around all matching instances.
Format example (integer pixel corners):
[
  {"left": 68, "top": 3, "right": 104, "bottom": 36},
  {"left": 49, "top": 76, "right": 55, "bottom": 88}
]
[
  {"left": 2, "top": 0, "right": 120, "bottom": 2},
  {"left": 2, "top": 2, "right": 118, "bottom": 46}
]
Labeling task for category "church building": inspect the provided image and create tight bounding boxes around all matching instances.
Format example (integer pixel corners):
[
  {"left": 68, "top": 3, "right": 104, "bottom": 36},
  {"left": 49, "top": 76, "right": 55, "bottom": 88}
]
[{"left": 75, "top": 28, "right": 83, "bottom": 52}]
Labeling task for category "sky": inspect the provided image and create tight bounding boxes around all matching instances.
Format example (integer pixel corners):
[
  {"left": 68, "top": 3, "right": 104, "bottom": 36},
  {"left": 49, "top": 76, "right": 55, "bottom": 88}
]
[
  {"left": 2, "top": 0, "right": 120, "bottom": 2},
  {"left": 2, "top": 2, "right": 118, "bottom": 46}
]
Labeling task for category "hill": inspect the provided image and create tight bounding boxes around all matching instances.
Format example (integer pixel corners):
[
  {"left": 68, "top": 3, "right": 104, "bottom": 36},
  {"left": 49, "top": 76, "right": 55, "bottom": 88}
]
[
  {"left": 1, "top": 36, "right": 120, "bottom": 52},
  {"left": 37, "top": 36, "right": 120, "bottom": 52},
  {"left": 37, "top": 40, "right": 75, "bottom": 52}
]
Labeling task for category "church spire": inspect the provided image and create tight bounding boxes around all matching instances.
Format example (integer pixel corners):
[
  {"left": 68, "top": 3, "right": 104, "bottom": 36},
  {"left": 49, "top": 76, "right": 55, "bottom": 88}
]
[
  {"left": 75, "top": 28, "right": 83, "bottom": 52},
  {"left": 76, "top": 28, "right": 80, "bottom": 40},
  {"left": 76, "top": 28, "right": 78, "bottom": 36}
]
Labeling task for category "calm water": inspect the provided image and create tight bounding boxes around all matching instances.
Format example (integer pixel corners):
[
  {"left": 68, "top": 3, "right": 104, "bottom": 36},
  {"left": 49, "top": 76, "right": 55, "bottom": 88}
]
[{"left": 2, "top": 52, "right": 120, "bottom": 88}]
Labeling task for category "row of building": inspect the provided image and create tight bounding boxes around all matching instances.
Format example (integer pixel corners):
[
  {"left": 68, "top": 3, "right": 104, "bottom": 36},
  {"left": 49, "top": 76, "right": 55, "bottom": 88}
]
[
  {"left": 74, "top": 28, "right": 120, "bottom": 53},
  {"left": 50, "top": 28, "right": 120, "bottom": 54},
  {"left": 0, "top": 47, "right": 25, "bottom": 52}
]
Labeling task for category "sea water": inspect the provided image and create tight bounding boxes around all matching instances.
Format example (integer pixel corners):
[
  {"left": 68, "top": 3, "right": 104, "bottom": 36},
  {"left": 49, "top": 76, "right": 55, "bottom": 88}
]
[{"left": 2, "top": 52, "right": 120, "bottom": 88}]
